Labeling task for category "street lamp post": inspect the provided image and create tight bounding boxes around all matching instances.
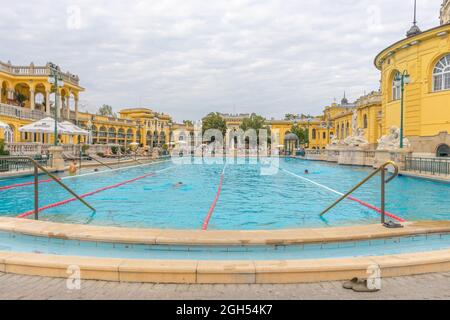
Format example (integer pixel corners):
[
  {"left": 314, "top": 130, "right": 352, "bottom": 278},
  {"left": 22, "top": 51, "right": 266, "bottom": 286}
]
[
  {"left": 47, "top": 63, "right": 64, "bottom": 146},
  {"left": 394, "top": 70, "right": 411, "bottom": 149}
]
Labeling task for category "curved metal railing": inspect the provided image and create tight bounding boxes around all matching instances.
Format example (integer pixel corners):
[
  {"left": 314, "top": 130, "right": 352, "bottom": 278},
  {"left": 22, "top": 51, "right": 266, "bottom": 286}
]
[
  {"left": 0, "top": 156, "right": 95, "bottom": 220},
  {"left": 320, "top": 161, "right": 399, "bottom": 225}
]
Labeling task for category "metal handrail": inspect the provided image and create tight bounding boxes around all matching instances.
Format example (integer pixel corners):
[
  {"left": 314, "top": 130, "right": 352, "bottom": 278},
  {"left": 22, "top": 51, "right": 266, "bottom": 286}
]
[
  {"left": 320, "top": 161, "right": 399, "bottom": 224},
  {"left": 86, "top": 154, "right": 114, "bottom": 170},
  {"left": 1, "top": 157, "right": 95, "bottom": 220}
]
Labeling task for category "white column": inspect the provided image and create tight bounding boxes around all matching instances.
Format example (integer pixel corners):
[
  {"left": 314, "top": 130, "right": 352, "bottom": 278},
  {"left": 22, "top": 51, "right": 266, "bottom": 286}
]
[
  {"left": 45, "top": 91, "right": 51, "bottom": 115},
  {"left": 66, "top": 96, "right": 70, "bottom": 119},
  {"left": 30, "top": 89, "right": 35, "bottom": 110},
  {"left": 56, "top": 90, "right": 62, "bottom": 119},
  {"left": 74, "top": 98, "right": 79, "bottom": 122}
]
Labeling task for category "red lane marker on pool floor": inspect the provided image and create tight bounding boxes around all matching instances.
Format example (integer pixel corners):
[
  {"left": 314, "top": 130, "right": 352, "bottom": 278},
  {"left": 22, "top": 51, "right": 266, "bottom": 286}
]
[
  {"left": 202, "top": 173, "right": 225, "bottom": 231},
  {"left": 347, "top": 196, "right": 406, "bottom": 223},
  {"left": 17, "top": 172, "right": 155, "bottom": 218},
  {"left": 0, "top": 178, "right": 58, "bottom": 191}
]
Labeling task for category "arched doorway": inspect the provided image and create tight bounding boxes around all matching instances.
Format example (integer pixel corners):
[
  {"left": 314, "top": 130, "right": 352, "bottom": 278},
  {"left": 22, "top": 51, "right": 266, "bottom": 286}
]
[
  {"left": 436, "top": 144, "right": 449, "bottom": 157},
  {"left": 14, "top": 83, "right": 30, "bottom": 108}
]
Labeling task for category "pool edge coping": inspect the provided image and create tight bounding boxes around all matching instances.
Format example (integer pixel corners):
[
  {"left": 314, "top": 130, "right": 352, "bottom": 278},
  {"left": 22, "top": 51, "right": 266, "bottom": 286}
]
[
  {"left": 0, "top": 248, "right": 449, "bottom": 284},
  {"left": 1, "top": 217, "right": 450, "bottom": 246}
]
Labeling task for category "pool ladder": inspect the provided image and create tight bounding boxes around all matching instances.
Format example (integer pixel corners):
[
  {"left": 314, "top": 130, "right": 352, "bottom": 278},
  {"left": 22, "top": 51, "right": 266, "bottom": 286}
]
[
  {"left": 320, "top": 161, "right": 399, "bottom": 225},
  {"left": 1, "top": 156, "right": 95, "bottom": 220}
]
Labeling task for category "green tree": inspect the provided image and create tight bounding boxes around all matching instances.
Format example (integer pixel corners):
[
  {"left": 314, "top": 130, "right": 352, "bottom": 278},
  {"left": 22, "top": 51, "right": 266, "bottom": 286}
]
[
  {"left": 240, "top": 113, "right": 269, "bottom": 132},
  {"left": 14, "top": 92, "right": 27, "bottom": 107},
  {"left": 183, "top": 120, "right": 194, "bottom": 127},
  {"left": 291, "top": 124, "right": 309, "bottom": 146},
  {"left": 0, "top": 139, "right": 9, "bottom": 156},
  {"left": 240, "top": 113, "right": 271, "bottom": 145},
  {"left": 97, "top": 105, "right": 116, "bottom": 118},
  {"left": 202, "top": 112, "right": 227, "bottom": 136},
  {"left": 284, "top": 113, "right": 296, "bottom": 121}
]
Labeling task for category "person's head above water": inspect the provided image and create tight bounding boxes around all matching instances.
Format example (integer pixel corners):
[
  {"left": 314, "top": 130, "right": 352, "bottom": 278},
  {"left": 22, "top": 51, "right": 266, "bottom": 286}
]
[{"left": 304, "top": 169, "right": 309, "bottom": 174}]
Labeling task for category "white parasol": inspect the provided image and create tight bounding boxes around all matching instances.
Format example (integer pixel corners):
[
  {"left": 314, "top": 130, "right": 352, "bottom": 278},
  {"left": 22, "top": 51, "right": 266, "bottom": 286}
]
[
  {"left": 60, "top": 121, "right": 89, "bottom": 135},
  {"left": 19, "top": 117, "right": 72, "bottom": 134}
]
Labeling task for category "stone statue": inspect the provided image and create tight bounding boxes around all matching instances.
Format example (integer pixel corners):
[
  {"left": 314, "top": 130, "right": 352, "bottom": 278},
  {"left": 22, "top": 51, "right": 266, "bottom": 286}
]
[
  {"left": 377, "top": 127, "right": 411, "bottom": 150},
  {"left": 343, "top": 128, "right": 369, "bottom": 148},
  {"left": 329, "top": 134, "right": 341, "bottom": 146},
  {"left": 352, "top": 110, "right": 358, "bottom": 133}
]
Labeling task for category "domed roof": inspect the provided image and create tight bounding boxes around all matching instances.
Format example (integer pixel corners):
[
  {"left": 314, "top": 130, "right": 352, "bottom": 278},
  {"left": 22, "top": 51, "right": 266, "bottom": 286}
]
[
  {"left": 284, "top": 133, "right": 299, "bottom": 141},
  {"left": 406, "top": 24, "right": 422, "bottom": 37}
]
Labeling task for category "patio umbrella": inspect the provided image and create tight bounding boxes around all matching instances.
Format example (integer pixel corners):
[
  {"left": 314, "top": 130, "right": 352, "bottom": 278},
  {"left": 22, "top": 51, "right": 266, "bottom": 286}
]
[
  {"left": 60, "top": 121, "right": 89, "bottom": 136},
  {"left": 19, "top": 117, "right": 72, "bottom": 135}
]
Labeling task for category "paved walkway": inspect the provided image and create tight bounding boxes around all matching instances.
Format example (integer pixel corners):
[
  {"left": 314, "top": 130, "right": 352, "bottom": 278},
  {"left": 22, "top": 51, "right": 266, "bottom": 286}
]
[{"left": 0, "top": 272, "right": 449, "bottom": 300}]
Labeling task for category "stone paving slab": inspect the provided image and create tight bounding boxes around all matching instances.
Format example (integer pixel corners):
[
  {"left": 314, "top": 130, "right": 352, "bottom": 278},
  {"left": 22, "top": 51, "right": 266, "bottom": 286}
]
[{"left": 0, "top": 272, "right": 448, "bottom": 300}]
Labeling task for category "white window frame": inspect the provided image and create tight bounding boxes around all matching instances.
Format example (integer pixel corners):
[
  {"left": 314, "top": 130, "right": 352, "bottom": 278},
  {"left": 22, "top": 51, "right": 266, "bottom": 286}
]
[
  {"left": 392, "top": 72, "right": 401, "bottom": 101},
  {"left": 433, "top": 54, "right": 450, "bottom": 92}
]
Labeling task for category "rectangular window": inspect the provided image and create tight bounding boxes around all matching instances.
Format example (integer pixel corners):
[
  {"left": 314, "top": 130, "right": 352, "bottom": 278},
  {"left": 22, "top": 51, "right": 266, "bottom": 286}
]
[
  {"left": 392, "top": 86, "right": 401, "bottom": 100},
  {"left": 434, "top": 75, "right": 443, "bottom": 91},
  {"left": 444, "top": 73, "right": 450, "bottom": 90}
]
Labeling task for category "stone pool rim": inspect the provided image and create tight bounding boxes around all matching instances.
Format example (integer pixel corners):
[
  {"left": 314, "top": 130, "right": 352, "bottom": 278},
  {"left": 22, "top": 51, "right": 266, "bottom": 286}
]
[{"left": 0, "top": 217, "right": 449, "bottom": 246}]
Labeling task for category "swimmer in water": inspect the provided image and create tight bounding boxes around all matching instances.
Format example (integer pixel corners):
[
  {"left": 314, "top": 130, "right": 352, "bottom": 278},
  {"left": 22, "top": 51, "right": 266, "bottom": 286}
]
[
  {"left": 304, "top": 169, "right": 309, "bottom": 174},
  {"left": 69, "top": 160, "right": 78, "bottom": 176},
  {"left": 173, "top": 182, "right": 184, "bottom": 188}
]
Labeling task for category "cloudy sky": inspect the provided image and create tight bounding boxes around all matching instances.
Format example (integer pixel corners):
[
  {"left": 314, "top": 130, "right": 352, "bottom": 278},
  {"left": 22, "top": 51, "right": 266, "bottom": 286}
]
[{"left": 0, "top": 0, "right": 442, "bottom": 122}]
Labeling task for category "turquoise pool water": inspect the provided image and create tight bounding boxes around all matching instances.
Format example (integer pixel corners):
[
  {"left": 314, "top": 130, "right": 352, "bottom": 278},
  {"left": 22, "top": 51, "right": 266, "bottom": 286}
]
[
  {"left": 0, "top": 231, "right": 449, "bottom": 260},
  {"left": 0, "top": 158, "right": 448, "bottom": 230}
]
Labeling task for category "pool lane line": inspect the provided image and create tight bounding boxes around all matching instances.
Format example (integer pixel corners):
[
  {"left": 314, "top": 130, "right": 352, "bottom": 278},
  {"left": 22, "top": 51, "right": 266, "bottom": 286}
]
[
  {"left": 17, "top": 166, "right": 176, "bottom": 219},
  {"left": 202, "top": 164, "right": 227, "bottom": 231},
  {"left": 0, "top": 159, "right": 172, "bottom": 192},
  {"left": 0, "top": 178, "right": 58, "bottom": 191},
  {"left": 279, "top": 167, "right": 406, "bottom": 223}
]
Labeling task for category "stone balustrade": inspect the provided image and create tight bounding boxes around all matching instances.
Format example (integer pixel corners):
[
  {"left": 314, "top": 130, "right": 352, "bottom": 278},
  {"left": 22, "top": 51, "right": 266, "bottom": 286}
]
[
  {"left": 5, "top": 143, "right": 118, "bottom": 156},
  {"left": 0, "top": 61, "right": 80, "bottom": 86},
  {"left": 0, "top": 103, "right": 46, "bottom": 121}
]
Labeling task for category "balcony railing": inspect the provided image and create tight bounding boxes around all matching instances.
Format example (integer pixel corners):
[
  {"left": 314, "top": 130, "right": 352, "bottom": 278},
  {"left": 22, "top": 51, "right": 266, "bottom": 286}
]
[
  {"left": 0, "top": 61, "right": 80, "bottom": 86},
  {"left": 0, "top": 103, "right": 47, "bottom": 121},
  {"left": 405, "top": 157, "right": 450, "bottom": 176}
]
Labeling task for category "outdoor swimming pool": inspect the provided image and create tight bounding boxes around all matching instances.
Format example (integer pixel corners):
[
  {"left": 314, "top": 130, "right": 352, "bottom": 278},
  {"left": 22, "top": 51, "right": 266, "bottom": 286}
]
[{"left": 0, "top": 158, "right": 448, "bottom": 230}]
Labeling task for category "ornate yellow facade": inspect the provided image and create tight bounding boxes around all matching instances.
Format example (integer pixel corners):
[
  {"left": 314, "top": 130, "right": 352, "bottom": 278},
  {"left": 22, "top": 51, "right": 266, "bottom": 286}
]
[
  {"left": 0, "top": 61, "right": 84, "bottom": 143},
  {"left": 0, "top": 61, "right": 186, "bottom": 149},
  {"left": 375, "top": 23, "right": 450, "bottom": 154}
]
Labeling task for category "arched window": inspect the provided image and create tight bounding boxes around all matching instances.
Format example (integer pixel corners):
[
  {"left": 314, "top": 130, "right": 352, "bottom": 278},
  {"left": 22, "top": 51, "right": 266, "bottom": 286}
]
[
  {"left": 4, "top": 127, "right": 13, "bottom": 143},
  {"left": 346, "top": 122, "right": 349, "bottom": 137},
  {"left": 336, "top": 125, "right": 340, "bottom": 139},
  {"left": 323, "top": 132, "right": 326, "bottom": 140},
  {"left": 433, "top": 55, "right": 450, "bottom": 92},
  {"left": 341, "top": 124, "right": 344, "bottom": 138},
  {"left": 363, "top": 114, "right": 368, "bottom": 129},
  {"left": 392, "top": 71, "right": 401, "bottom": 100},
  {"left": 437, "top": 144, "right": 449, "bottom": 157},
  {"left": 312, "top": 129, "right": 317, "bottom": 140}
]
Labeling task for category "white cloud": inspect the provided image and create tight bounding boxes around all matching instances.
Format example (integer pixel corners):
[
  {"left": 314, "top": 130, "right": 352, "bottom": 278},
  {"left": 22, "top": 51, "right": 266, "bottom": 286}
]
[{"left": 0, "top": 0, "right": 441, "bottom": 121}]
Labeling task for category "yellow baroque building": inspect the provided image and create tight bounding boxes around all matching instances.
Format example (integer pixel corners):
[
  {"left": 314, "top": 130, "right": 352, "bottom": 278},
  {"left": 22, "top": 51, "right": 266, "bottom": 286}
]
[
  {"left": 375, "top": 21, "right": 450, "bottom": 155},
  {"left": 307, "top": 91, "right": 382, "bottom": 150},
  {"left": 0, "top": 61, "right": 191, "bottom": 149},
  {"left": 0, "top": 61, "right": 84, "bottom": 143}
]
